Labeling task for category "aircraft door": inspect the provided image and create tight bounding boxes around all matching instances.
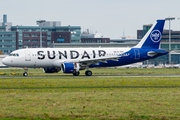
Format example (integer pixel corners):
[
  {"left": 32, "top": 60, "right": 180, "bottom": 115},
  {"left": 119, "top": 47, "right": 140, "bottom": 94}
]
[
  {"left": 25, "top": 50, "right": 31, "bottom": 61},
  {"left": 134, "top": 49, "right": 140, "bottom": 60}
]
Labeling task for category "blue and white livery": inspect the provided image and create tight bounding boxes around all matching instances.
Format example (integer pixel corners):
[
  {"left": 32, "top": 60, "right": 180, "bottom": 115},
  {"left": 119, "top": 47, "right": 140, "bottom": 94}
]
[{"left": 2, "top": 20, "right": 168, "bottom": 76}]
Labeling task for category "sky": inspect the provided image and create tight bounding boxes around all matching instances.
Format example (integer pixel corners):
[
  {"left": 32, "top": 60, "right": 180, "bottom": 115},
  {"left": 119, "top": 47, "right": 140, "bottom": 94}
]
[{"left": 0, "top": 0, "right": 180, "bottom": 39}]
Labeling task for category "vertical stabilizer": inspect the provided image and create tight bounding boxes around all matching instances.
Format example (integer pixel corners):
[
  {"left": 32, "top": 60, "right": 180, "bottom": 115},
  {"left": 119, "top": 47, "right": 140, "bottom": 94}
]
[{"left": 134, "top": 20, "right": 165, "bottom": 49}]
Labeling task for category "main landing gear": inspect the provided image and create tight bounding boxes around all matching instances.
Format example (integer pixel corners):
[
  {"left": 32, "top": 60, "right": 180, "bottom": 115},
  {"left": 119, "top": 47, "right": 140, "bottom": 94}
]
[
  {"left": 85, "top": 67, "right": 92, "bottom": 76},
  {"left": 72, "top": 68, "right": 92, "bottom": 76},
  {"left": 85, "top": 70, "right": 92, "bottom": 76},
  {"left": 73, "top": 71, "right": 80, "bottom": 76},
  {"left": 23, "top": 68, "right": 28, "bottom": 77}
]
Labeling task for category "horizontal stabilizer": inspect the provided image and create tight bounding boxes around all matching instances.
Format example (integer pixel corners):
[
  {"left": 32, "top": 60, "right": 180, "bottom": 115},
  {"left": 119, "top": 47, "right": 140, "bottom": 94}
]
[{"left": 148, "top": 51, "right": 169, "bottom": 57}]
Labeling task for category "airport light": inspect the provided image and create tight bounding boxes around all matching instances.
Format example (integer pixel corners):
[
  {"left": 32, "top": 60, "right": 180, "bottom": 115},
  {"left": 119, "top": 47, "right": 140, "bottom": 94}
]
[
  {"left": 36, "top": 20, "right": 46, "bottom": 48},
  {"left": 178, "top": 18, "right": 180, "bottom": 42},
  {"left": 165, "top": 17, "right": 175, "bottom": 64}
]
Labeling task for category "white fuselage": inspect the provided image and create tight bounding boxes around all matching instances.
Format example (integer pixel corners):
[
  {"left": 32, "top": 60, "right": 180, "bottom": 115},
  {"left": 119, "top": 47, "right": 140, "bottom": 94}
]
[{"left": 3, "top": 47, "right": 131, "bottom": 68}]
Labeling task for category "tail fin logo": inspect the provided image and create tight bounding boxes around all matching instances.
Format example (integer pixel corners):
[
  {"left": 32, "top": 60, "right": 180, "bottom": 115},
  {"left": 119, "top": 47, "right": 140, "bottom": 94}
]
[{"left": 150, "top": 30, "right": 161, "bottom": 42}]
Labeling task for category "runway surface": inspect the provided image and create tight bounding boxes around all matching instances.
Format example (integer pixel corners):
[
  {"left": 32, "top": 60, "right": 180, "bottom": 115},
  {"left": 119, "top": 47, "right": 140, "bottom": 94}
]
[{"left": 1, "top": 74, "right": 180, "bottom": 78}]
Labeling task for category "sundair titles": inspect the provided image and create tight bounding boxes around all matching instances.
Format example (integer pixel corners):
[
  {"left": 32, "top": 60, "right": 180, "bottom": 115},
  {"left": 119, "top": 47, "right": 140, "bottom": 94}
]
[{"left": 37, "top": 50, "right": 106, "bottom": 60}]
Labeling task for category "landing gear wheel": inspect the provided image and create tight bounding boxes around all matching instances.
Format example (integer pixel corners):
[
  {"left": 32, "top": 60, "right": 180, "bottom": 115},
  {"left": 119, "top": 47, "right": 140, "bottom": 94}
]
[
  {"left": 23, "top": 72, "right": 28, "bottom": 77},
  {"left": 85, "top": 70, "right": 92, "bottom": 76},
  {"left": 73, "top": 71, "right": 80, "bottom": 76},
  {"left": 23, "top": 68, "right": 28, "bottom": 77}
]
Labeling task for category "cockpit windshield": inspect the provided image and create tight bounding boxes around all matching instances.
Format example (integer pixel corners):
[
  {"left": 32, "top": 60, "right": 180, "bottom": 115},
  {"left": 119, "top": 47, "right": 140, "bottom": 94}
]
[{"left": 9, "top": 53, "right": 19, "bottom": 57}]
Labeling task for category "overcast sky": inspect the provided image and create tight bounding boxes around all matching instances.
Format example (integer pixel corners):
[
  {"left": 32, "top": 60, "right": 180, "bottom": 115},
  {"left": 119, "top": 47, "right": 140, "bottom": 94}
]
[{"left": 1, "top": 0, "right": 180, "bottom": 39}]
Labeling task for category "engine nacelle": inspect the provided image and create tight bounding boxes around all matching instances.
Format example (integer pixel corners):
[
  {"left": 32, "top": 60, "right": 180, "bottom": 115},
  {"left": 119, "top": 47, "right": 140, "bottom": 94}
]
[
  {"left": 43, "top": 67, "right": 60, "bottom": 73},
  {"left": 61, "top": 63, "right": 80, "bottom": 73}
]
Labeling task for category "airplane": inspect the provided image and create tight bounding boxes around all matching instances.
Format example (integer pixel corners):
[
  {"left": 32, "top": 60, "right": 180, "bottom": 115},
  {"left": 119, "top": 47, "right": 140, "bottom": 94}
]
[{"left": 2, "top": 19, "right": 169, "bottom": 76}]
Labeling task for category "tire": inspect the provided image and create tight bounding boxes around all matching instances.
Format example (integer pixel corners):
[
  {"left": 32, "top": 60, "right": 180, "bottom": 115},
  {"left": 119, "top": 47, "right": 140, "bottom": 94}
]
[
  {"left": 23, "top": 72, "right": 28, "bottom": 77},
  {"left": 85, "top": 71, "right": 92, "bottom": 76},
  {"left": 73, "top": 72, "right": 80, "bottom": 76}
]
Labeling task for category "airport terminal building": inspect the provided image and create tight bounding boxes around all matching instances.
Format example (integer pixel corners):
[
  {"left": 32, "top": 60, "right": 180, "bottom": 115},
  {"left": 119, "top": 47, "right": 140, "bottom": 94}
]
[
  {"left": 0, "top": 15, "right": 110, "bottom": 55},
  {"left": 0, "top": 15, "right": 81, "bottom": 54}
]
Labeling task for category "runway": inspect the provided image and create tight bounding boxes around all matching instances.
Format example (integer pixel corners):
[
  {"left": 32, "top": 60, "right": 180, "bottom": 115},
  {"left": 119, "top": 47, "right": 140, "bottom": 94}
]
[{"left": 1, "top": 74, "right": 180, "bottom": 78}]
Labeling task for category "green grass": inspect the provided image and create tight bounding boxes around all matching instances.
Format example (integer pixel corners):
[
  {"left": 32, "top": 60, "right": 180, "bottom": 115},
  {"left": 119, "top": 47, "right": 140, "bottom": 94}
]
[
  {"left": 0, "top": 77, "right": 180, "bottom": 119},
  {"left": 0, "top": 77, "right": 180, "bottom": 88},
  {"left": 1, "top": 68, "right": 180, "bottom": 76}
]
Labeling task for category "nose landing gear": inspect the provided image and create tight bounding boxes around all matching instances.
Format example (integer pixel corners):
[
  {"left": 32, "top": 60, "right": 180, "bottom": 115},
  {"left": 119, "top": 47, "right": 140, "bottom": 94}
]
[
  {"left": 23, "top": 72, "right": 28, "bottom": 76},
  {"left": 23, "top": 68, "right": 28, "bottom": 77}
]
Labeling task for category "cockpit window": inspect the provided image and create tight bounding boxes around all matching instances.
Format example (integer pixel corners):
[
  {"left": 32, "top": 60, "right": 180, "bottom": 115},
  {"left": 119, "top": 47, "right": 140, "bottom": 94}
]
[{"left": 9, "top": 53, "right": 19, "bottom": 57}]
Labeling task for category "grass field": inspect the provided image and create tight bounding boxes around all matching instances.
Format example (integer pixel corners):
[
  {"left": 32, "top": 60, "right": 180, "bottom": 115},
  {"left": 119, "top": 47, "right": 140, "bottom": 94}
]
[{"left": 0, "top": 76, "right": 180, "bottom": 119}]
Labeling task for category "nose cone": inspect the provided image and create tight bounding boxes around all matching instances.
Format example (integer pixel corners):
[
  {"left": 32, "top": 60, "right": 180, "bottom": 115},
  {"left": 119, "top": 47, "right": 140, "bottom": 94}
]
[{"left": 2, "top": 57, "right": 9, "bottom": 66}]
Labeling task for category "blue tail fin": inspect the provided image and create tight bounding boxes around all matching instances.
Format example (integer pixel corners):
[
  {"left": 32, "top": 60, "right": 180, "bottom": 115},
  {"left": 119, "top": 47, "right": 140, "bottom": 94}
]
[{"left": 134, "top": 20, "right": 165, "bottom": 49}]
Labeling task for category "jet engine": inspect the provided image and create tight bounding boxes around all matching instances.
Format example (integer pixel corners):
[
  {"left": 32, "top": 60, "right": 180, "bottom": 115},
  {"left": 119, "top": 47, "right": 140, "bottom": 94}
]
[
  {"left": 43, "top": 67, "right": 60, "bottom": 73},
  {"left": 61, "top": 63, "right": 80, "bottom": 73}
]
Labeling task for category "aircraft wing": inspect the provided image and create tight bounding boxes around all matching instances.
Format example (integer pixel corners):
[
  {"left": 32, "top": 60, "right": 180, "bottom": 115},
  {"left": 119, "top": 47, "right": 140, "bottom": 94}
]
[{"left": 64, "top": 56, "right": 121, "bottom": 66}]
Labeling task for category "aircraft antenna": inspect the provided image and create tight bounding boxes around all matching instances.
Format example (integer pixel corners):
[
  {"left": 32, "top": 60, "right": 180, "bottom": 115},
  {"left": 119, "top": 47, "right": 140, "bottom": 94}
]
[{"left": 123, "top": 27, "right": 125, "bottom": 37}]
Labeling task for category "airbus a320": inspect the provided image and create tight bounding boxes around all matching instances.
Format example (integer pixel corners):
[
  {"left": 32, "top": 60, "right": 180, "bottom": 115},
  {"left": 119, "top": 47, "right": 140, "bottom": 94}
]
[{"left": 2, "top": 20, "right": 168, "bottom": 76}]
